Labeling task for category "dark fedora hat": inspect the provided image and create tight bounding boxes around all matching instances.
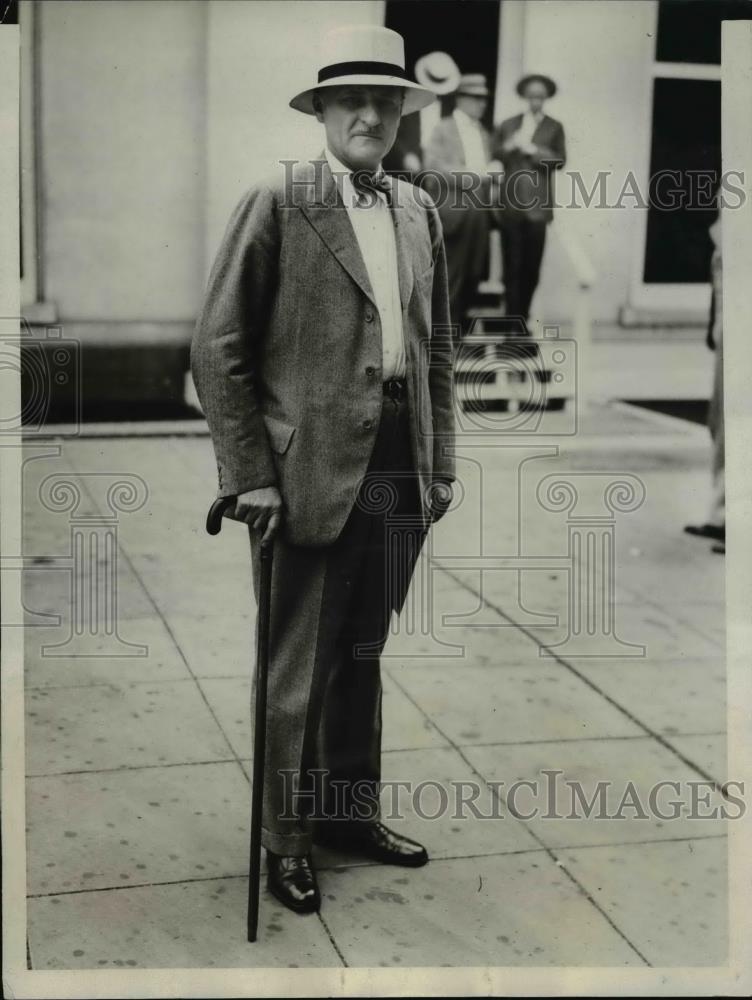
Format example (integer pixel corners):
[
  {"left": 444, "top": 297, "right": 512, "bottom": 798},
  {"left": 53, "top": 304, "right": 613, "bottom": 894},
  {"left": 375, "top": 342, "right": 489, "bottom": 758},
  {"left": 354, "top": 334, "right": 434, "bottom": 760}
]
[{"left": 516, "top": 73, "right": 557, "bottom": 98}]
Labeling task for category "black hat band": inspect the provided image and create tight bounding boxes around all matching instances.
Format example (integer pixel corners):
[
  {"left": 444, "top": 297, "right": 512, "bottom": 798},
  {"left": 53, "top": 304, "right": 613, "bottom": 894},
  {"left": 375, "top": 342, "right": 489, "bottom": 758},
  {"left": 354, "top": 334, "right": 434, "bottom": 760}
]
[{"left": 318, "top": 61, "right": 408, "bottom": 83}]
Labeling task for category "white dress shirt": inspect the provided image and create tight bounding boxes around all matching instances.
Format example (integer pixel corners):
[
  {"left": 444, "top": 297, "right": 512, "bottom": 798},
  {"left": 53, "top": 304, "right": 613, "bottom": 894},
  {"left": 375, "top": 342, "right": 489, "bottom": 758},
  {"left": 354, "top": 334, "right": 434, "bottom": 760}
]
[
  {"left": 453, "top": 108, "right": 489, "bottom": 174},
  {"left": 325, "top": 149, "right": 406, "bottom": 380},
  {"left": 516, "top": 110, "right": 543, "bottom": 145}
]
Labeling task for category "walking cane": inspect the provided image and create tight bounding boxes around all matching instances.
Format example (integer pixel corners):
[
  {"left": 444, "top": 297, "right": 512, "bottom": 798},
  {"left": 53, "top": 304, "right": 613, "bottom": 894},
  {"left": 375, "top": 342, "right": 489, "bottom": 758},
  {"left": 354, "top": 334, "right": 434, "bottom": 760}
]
[{"left": 206, "top": 496, "right": 273, "bottom": 943}]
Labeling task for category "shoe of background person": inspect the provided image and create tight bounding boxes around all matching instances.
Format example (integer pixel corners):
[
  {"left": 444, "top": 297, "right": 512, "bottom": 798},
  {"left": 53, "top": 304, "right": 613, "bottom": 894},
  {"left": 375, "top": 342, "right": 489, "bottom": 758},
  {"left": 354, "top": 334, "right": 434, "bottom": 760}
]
[
  {"left": 266, "top": 851, "right": 320, "bottom": 914},
  {"left": 314, "top": 820, "right": 428, "bottom": 867},
  {"left": 684, "top": 523, "right": 725, "bottom": 542},
  {"left": 711, "top": 541, "right": 726, "bottom": 555}
]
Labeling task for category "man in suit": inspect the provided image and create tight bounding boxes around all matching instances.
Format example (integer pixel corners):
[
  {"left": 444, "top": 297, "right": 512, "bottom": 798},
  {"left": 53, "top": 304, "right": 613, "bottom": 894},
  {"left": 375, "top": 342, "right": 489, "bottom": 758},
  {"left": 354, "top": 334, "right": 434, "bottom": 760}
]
[
  {"left": 423, "top": 74, "right": 497, "bottom": 336},
  {"left": 493, "top": 74, "right": 566, "bottom": 332},
  {"left": 191, "top": 25, "right": 456, "bottom": 916}
]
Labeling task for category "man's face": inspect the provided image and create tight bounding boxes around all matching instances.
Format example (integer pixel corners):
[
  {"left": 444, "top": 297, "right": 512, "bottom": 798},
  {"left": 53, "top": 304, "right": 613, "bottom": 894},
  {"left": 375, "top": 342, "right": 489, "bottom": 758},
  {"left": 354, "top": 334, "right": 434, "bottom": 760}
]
[
  {"left": 314, "top": 85, "right": 403, "bottom": 171},
  {"left": 455, "top": 93, "right": 487, "bottom": 121},
  {"left": 523, "top": 81, "right": 548, "bottom": 114}
]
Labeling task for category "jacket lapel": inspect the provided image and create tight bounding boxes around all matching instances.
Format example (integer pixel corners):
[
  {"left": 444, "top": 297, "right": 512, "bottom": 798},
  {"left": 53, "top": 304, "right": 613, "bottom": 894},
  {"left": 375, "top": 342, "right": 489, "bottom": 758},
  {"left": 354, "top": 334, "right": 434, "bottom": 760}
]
[
  {"left": 297, "top": 156, "right": 376, "bottom": 306},
  {"left": 531, "top": 115, "right": 550, "bottom": 144},
  {"left": 388, "top": 178, "right": 415, "bottom": 312}
]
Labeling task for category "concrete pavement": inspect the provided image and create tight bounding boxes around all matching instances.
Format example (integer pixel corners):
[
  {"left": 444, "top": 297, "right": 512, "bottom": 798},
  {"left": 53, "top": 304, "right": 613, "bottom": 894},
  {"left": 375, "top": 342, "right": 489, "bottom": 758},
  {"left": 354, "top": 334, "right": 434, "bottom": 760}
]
[{"left": 22, "top": 398, "right": 727, "bottom": 969}]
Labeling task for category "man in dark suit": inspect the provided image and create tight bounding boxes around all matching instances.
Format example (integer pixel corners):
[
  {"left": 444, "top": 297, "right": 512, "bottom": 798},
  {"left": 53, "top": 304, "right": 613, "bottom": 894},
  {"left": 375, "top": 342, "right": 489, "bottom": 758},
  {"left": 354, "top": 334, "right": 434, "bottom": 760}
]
[
  {"left": 191, "top": 25, "right": 456, "bottom": 916},
  {"left": 493, "top": 74, "right": 566, "bottom": 331}
]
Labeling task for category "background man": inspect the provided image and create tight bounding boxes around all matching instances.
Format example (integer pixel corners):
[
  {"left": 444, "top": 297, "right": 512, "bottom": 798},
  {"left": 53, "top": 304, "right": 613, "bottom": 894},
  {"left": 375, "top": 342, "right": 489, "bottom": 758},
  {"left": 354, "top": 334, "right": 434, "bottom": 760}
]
[
  {"left": 191, "top": 25, "right": 456, "bottom": 917},
  {"left": 685, "top": 202, "right": 725, "bottom": 554},
  {"left": 423, "top": 73, "right": 498, "bottom": 336},
  {"left": 493, "top": 73, "right": 566, "bottom": 333}
]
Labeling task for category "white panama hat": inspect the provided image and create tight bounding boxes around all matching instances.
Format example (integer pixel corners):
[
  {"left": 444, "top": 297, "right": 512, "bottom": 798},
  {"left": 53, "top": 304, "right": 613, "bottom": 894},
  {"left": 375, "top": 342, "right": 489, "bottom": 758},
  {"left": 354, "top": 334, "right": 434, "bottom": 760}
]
[
  {"left": 414, "top": 51, "right": 461, "bottom": 96},
  {"left": 289, "top": 25, "right": 436, "bottom": 116}
]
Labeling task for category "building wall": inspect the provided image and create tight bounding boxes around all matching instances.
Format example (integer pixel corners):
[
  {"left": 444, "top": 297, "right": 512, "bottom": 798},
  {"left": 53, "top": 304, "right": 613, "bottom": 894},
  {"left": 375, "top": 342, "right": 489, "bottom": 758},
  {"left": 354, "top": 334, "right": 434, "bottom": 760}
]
[
  {"left": 516, "top": 0, "right": 656, "bottom": 322},
  {"left": 39, "top": 0, "right": 206, "bottom": 322},
  {"left": 34, "top": 0, "right": 659, "bottom": 327}
]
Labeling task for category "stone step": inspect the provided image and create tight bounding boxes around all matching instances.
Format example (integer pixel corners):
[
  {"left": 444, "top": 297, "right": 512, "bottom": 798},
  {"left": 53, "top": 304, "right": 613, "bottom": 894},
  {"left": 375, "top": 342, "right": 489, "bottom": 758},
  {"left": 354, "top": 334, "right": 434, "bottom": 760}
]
[{"left": 21, "top": 321, "right": 194, "bottom": 426}]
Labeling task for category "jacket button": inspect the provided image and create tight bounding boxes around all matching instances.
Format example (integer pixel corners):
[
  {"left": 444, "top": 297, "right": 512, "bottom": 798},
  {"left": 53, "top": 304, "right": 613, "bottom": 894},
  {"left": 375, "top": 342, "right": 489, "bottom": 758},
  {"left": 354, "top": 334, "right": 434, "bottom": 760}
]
[
  {"left": 365, "top": 366, "right": 376, "bottom": 377},
  {"left": 365, "top": 310, "right": 374, "bottom": 323},
  {"left": 363, "top": 418, "right": 373, "bottom": 430}
]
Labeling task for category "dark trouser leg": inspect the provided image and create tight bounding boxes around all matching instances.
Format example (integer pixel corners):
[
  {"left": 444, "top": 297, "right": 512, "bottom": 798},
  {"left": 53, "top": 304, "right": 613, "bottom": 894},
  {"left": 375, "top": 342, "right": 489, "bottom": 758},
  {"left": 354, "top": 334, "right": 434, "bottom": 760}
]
[
  {"left": 315, "top": 394, "right": 422, "bottom": 824},
  {"left": 500, "top": 217, "right": 524, "bottom": 328},
  {"left": 518, "top": 218, "right": 547, "bottom": 321},
  {"left": 442, "top": 205, "right": 490, "bottom": 339}
]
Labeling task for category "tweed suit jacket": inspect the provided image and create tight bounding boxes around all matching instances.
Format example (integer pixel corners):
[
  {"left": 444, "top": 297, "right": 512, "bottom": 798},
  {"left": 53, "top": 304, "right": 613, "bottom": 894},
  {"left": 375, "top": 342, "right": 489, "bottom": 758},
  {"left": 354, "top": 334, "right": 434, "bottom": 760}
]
[
  {"left": 191, "top": 155, "right": 456, "bottom": 548},
  {"left": 492, "top": 113, "right": 566, "bottom": 223}
]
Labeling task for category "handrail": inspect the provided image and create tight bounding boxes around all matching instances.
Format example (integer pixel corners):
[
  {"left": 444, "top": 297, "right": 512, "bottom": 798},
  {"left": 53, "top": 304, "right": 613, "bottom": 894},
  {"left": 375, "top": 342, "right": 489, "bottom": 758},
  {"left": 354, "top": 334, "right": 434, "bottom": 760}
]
[
  {"left": 551, "top": 223, "right": 596, "bottom": 413},
  {"left": 553, "top": 225, "right": 597, "bottom": 290}
]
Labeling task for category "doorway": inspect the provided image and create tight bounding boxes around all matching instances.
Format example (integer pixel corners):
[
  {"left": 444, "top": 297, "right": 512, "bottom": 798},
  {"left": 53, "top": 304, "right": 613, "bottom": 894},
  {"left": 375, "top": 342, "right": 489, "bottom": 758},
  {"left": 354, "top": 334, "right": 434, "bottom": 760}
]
[{"left": 383, "top": 0, "right": 501, "bottom": 167}]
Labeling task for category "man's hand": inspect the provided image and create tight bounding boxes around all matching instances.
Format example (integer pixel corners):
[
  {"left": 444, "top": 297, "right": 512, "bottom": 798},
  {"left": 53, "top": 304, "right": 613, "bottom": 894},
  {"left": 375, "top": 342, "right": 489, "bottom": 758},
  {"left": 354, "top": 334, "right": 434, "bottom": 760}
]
[
  {"left": 234, "top": 486, "right": 283, "bottom": 543},
  {"left": 427, "top": 479, "right": 453, "bottom": 523}
]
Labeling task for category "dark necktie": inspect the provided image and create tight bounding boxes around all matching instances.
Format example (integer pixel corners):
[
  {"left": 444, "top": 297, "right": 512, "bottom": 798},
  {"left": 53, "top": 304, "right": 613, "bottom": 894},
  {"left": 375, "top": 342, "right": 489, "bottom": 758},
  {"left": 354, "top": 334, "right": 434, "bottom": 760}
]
[{"left": 351, "top": 169, "right": 392, "bottom": 207}]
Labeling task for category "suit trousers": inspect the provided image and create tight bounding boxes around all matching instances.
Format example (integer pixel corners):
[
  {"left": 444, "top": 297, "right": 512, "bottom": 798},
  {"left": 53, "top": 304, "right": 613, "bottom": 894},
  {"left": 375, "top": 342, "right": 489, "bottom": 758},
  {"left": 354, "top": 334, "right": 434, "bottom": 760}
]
[
  {"left": 248, "top": 394, "right": 424, "bottom": 856},
  {"left": 500, "top": 214, "right": 548, "bottom": 326},
  {"left": 440, "top": 203, "right": 490, "bottom": 337}
]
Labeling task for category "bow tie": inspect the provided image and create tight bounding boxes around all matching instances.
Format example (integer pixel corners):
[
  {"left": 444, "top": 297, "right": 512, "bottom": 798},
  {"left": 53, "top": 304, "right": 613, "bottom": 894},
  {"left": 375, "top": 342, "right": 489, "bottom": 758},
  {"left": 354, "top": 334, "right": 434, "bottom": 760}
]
[{"left": 350, "top": 169, "right": 392, "bottom": 207}]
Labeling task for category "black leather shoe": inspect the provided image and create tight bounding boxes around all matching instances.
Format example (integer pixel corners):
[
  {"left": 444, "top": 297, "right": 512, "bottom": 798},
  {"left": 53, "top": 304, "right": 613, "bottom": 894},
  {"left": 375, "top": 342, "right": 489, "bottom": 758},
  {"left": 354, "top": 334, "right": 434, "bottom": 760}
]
[
  {"left": 315, "top": 821, "right": 428, "bottom": 867},
  {"left": 267, "top": 851, "right": 320, "bottom": 914}
]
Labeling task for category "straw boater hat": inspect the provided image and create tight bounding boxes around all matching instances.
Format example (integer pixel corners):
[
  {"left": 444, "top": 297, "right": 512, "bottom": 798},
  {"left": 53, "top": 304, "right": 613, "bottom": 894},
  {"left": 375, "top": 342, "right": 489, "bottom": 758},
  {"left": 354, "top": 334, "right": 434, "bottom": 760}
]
[
  {"left": 289, "top": 25, "right": 437, "bottom": 116},
  {"left": 414, "top": 51, "right": 461, "bottom": 96},
  {"left": 456, "top": 73, "right": 490, "bottom": 98}
]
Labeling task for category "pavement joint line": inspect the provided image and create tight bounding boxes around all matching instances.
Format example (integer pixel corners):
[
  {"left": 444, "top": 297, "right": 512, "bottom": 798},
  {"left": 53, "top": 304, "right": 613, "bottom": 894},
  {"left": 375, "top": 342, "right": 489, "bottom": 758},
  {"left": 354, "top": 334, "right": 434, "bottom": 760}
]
[
  {"left": 24, "top": 672, "right": 256, "bottom": 692},
  {"left": 26, "top": 727, "right": 726, "bottom": 778},
  {"left": 548, "top": 857, "right": 653, "bottom": 965},
  {"left": 27, "top": 849, "right": 547, "bottom": 901},
  {"left": 545, "top": 832, "right": 727, "bottom": 854},
  {"left": 23, "top": 675, "right": 200, "bottom": 692},
  {"left": 26, "top": 757, "right": 241, "bottom": 779},
  {"left": 27, "top": 872, "right": 252, "bottom": 899},
  {"left": 382, "top": 666, "right": 652, "bottom": 966},
  {"left": 26, "top": 833, "right": 728, "bottom": 902},
  {"left": 315, "top": 911, "right": 349, "bottom": 967},
  {"left": 451, "top": 732, "right": 727, "bottom": 748},
  {"left": 62, "top": 452, "right": 252, "bottom": 789},
  {"left": 436, "top": 564, "right": 728, "bottom": 795}
]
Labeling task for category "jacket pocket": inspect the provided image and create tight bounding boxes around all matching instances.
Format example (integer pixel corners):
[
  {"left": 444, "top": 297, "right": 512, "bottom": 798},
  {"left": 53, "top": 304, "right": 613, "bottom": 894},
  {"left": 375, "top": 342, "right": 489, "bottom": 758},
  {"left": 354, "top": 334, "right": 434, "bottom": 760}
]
[{"left": 262, "top": 414, "right": 296, "bottom": 455}]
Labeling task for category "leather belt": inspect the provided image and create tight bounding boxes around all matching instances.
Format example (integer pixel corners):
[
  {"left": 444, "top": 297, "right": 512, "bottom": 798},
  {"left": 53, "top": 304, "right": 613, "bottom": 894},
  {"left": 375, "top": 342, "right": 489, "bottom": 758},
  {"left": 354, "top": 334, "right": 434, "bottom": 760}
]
[{"left": 383, "top": 377, "right": 407, "bottom": 402}]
